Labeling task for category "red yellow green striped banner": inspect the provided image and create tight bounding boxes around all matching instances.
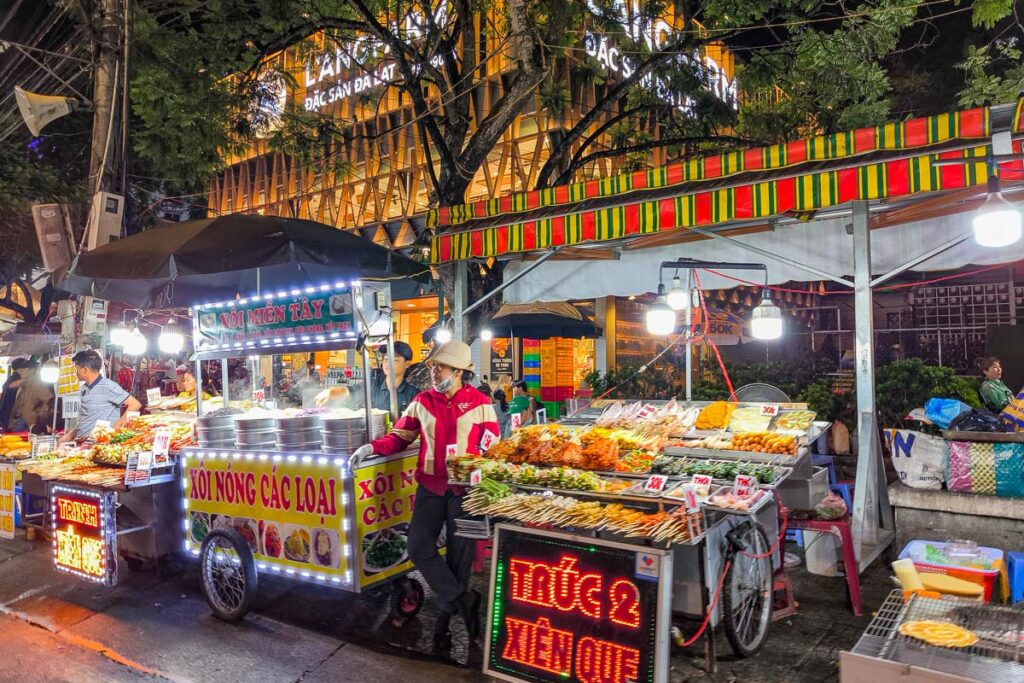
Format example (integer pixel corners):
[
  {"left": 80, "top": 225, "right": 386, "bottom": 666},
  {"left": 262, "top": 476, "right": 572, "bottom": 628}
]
[
  {"left": 431, "top": 146, "right": 1008, "bottom": 263},
  {"left": 428, "top": 105, "right": 991, "bottom": 229}
]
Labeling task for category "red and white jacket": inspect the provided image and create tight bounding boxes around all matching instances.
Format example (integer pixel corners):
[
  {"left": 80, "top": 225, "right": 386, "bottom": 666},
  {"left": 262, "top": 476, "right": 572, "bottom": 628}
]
[{"left": 371, "top": 384, "right": 499, "bottom": 495}]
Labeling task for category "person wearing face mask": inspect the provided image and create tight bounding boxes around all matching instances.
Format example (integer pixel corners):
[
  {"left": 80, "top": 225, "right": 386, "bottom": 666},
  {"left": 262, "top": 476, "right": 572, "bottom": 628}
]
[{"left": 348, "top": 340, "right": 498, "bottom": 654}]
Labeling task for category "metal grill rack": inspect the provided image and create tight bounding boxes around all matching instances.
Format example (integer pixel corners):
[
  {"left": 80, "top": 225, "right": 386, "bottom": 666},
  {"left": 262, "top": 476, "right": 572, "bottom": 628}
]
[{"left": 847, "top": 589, "right": 1024, "bottom": 681}]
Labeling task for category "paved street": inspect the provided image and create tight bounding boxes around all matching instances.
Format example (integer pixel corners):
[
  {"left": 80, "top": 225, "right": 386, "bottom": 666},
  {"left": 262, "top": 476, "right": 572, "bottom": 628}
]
[{"left": 0, "top": 531, "right": 892, "bottom": 682}]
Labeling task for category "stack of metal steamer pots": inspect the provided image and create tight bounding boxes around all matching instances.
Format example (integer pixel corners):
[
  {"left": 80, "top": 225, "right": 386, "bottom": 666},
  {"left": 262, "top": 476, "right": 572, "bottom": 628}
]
[
  {"left": 321, "top": 412, "right": 386, "bottom": 453},
  {"left": 234, "top": 415, "right": 277, "bottom": 450},
  {"left": 196, "top": 412, "right": 238, "bottom": 449},
  {"left": 276, "top": 415, "right": 322, "bottom": 451}
]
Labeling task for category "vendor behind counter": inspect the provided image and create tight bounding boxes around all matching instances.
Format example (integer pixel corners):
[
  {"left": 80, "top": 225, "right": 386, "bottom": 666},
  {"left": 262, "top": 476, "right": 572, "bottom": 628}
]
[{"left": 314, "top": 342, "right": 418, "bottom": 420}]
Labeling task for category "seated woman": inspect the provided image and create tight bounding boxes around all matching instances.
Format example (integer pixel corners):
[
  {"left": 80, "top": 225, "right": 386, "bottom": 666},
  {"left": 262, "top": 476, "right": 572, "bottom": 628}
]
[{"left": 978, "top": 356, "right": 1015, "bottom": 412}]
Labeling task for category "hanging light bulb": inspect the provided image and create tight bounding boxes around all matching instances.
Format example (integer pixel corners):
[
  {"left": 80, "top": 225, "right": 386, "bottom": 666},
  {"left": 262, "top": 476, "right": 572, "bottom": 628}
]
[
  {"left": 109, "top": 322, "right": 129, "bottom": 346},
  {"left": 480, "top": 328, "right": 493, "bottom": 341},
  {"left": 973, "top": 190, "right": 1022, "bottom": 247},
  {"left": 645, "top": 284, "right": 676, "bottom": 336},
  {"left": 123, "top": 327, "right": 148, "bottom": 356},
  {"left": 434, "top": 327, "right": 452, "bottom": 344},
  {"left": 750, "top": 289, "right": 783, "bottom": 340},
  {"left": 158, "top": 322, "right": 184, "bottom": 354},
  {"left": 40, "top": 360, "right": 59, "bottom": 384},
  {"left": 666, "top": 276, "right": 690, "bottom": 311}
]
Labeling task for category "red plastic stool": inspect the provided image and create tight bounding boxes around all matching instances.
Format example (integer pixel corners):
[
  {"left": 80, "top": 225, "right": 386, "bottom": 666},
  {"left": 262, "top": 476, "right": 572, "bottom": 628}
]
[
  {"left": 472, "top": 539, "right": 493, "bottom": 573},
  {"left": 786, "top": 514, "right": 863, "bottom": 616}
]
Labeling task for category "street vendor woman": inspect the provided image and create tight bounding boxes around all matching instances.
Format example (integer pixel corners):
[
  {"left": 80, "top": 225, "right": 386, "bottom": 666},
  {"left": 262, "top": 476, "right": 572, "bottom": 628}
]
[
  {"left": 176, "top": 364, "right": 213, "bottom": 400},
  {"left": 978, "top": 356, "right": 1015, "bottom": 412},
  {"left": 60, "top": 350, "right": 141, "bottom": 442},
  {"left": 349, "top": 340, "right": 498, "bottom": 652}
]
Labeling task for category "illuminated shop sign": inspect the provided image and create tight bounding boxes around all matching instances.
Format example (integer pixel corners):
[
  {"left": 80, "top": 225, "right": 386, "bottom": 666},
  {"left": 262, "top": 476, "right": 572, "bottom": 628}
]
[
  {"left": 51, "top": 485, "right": 117, "bottom": 586},
  {"left": 484, "top": 524, "right": 671, "bottom": 683}
]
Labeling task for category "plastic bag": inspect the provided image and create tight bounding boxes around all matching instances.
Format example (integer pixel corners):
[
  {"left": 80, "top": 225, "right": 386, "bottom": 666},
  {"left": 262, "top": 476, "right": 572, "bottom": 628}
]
[
  {"left": 948, "top": 409, "right": 1005, "bottom": 433},
  {"left": 924, "top": 398, "right": 972, "bottom": 429},
  {"left": 815, "top": 492, "right": 848, "bottom": 520},
  {"left": 885, "top": 429, "right": 946, "bottom": 489}
]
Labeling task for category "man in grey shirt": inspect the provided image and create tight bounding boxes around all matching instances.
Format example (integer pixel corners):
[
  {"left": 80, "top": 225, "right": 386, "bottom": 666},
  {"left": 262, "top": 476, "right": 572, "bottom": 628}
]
[{"left": 59, "top": 350, "right": 141, "bottom": 442}]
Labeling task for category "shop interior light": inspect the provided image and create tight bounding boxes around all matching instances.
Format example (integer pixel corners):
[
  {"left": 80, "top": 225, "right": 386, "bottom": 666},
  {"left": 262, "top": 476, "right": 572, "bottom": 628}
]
[
  {"left": 480, "top": 327, "right": 494, "bottom": 341},
  {"left": 973, "top": 190, "right": 1022, "bottom": 248},
  {"left": 645, "top": 284, "right": 676, "bottom": 336},
  {"left": 434, "top": 327, "right": 452, "bottom": 344},
  {"left": 750, "top": 289, "right": 783, "bottom": 340},
  {"left": 39, "top": 360, "right": 59, "bottom": 384},
  {"left": 158, "top": 323, "right": 184, "bottom": 354},
  {"left": 666, "top": 276, "right": 690, "bottom": 311},
  {"left": 123, "top": 327, "right": 148, "bottom": 356},
  {"left": 109, "top": 323, "right": 129, "bottom": 347}
]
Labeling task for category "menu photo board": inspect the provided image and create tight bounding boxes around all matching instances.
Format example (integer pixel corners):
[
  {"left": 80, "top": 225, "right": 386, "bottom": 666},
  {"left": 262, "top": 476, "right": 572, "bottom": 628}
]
[
  {"left": 51, "top": 485, "right": 118, "bottom": 586},
  {"left": 484, "top": 524, "right": 672, "bottom": 683},
  {"left": 194, "top": 287, "right": 357, "bottom": 350}
]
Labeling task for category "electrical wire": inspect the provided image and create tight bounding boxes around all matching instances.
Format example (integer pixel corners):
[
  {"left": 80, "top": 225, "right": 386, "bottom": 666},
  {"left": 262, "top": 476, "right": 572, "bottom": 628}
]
[{"left": 674, "top": 557, "right": 731, "bottom": 647}]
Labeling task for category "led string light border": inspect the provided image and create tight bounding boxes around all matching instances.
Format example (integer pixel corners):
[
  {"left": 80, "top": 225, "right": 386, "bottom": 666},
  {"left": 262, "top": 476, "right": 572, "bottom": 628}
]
[{"left": 180, "top": 449, "right": 354, "bottom": 589}]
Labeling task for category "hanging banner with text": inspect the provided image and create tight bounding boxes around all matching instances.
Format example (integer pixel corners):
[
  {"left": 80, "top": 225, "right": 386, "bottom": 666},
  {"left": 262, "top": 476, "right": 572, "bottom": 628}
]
[
  {"left": 484, "top": 524, "right": 672, "bottom": 683},
  {"left": 194, "top": 288, "right": 356, "bottom": 349}
]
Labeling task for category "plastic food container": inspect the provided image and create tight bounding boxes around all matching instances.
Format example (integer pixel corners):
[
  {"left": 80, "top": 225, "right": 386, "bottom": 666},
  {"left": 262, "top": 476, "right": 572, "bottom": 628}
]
[{"left": 898, "top": 540, "right": 1003, "bottom": 602}]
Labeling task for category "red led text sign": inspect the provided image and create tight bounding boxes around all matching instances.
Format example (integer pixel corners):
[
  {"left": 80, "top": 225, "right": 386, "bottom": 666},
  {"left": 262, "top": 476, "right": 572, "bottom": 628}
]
[
  {"left": 51, "top": 486, "right": 117, "bottom": 586},
  {"left": 485, "top": 525, "right": 669, "bottom": 683}
]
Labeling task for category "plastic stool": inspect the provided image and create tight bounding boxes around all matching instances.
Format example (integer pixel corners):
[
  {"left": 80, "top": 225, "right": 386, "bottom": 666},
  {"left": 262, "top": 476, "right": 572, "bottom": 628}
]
[
  {"left": 812, "top": 454, "right": 838, "bottom": 484},
  {"left": 829, "top": 483, "right": 854, "bottom": 510},
  {"left": 1008, "top": 552, "right": 1024, "bottom": 604},
  {"left": 472, "top": 539, "right": 493, "bottom": 573}
]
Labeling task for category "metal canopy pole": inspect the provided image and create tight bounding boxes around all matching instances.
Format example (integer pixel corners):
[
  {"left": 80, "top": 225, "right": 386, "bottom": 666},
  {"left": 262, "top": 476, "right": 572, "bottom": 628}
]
[
  {"left": 850, "top": 201, "right": 895, "bottom": 565},
  {"left": 461, "top": 248, "right": 560, "bottom": 318},
  {"left": 453, "top": 261, "right": 468, "bottom": 341}
]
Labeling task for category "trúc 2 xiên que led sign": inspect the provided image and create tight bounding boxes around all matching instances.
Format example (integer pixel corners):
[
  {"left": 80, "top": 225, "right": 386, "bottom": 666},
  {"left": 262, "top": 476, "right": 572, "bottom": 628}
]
[
  {"left": 51, "top": 485, "right": 118, "bottom": 586},
  {"left": 484, "top": 524, "right": 671, "bottom": 683}
]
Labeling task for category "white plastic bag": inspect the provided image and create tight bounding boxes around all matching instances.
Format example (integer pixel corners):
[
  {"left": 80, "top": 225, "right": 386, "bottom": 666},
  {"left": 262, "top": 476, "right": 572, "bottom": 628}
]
[{"left": 884, "top": 429, "right": 946, "bottom": 490}]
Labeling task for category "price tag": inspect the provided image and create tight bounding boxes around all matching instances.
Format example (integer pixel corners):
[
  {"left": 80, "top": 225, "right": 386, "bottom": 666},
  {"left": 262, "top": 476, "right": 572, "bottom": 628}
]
[
  {"left": 734, "top": 474, "right": 756, "bottom": 498},
  {"left": 136, "top": 449, "right": 154, "bottom": 471},
  {"left": 61, "top": 395, "right": 81, "bottom": 419},
  {"left": 760, "top": 404, "right": 780, "bottom": 417},
  {"left": 470, "top": 469, "right": 483, "bottom": 485},
  {"left": 510, "top": 412, "right": 522, "bottom": 430},
  {"left": 253, "top": 389, "right": 266, "bottom": 403},
  {"left": 535, "top": 408, "right": 547, "bottom": 424},
  {"left": 643, "top": 474, "right": 669, "bottom": 494},
  {"left": 638, "top": 403, "right": 657, "bottom": 418},
  {"left": 146, "top": 387, "right": 161, "bottom": 403},
  {"left": 680, "top": 484, "right": 700, "bottom": 512},
  {"left": 152, "top": 429, "right": 171, "bottom": 458},
  {"left": 691, "top": 474, "right": 713, "bottom": 490},
  {"left": 480, "top": 430, "right": 498, "bottom": 452},
  {"left": 446, "top": 444, "right": 458, "bottom": 460},
  {"left": 31, "top": 436, "right": 56, "bottom": 458}
]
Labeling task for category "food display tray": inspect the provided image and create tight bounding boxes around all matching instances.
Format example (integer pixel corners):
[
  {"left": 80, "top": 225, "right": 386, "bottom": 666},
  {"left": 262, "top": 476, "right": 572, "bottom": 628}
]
[
  {"left": 662, "top": 445, "right": 807, "bottom": 466},
  {"left": 700, "top": 487, "right": 774, "bottom": 517}
]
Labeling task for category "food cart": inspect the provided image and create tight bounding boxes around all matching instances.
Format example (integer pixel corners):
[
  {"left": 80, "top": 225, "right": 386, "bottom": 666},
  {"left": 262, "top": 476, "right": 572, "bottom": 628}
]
[
  {"left": 181, "top": 279, "right": 426, "bottom": 621},
  {"left": 452, "top": 398, "right": 822, "bottom": 680}
]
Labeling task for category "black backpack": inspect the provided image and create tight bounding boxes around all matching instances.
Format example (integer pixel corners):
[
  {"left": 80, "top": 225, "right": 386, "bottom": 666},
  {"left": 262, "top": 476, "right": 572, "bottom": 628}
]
[{"left": 947, "top": 409, "right": 1006, "bottom": 433}]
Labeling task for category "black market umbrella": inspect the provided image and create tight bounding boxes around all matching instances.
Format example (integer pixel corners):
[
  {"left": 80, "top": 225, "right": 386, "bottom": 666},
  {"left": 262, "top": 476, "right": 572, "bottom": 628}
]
[
  {"left": 488, "top": 302, "right": 601, "bottom": 339},
  {"left": 61, "top": 214, "right": 431, "bottom": 308}
]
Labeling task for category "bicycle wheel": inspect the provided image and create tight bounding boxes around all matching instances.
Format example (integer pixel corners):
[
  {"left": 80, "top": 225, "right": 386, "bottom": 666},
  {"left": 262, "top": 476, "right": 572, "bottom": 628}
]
[
  {"left": 722, "top": 521, "right": 773, "bottom": 657},
  {"left": 199, "top": 528, "right": 258, "bottom": 622}
]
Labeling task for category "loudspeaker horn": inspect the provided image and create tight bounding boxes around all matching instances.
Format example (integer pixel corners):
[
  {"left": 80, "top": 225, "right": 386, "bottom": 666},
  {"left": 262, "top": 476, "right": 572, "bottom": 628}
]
[{"left": 14, "top": 85, "right": 77, "bottom": 136}]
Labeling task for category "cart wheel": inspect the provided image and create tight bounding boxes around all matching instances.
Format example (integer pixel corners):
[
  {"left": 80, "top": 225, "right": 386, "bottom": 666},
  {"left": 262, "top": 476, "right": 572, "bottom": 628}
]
[
  {"left": 722, "top": 521, "right": 773, "bottom": 658},
  {"left": 391, "top": 578, "right": 424, "bottom": 619},
  {"left": 199, "top": 528, "right": 258, "bottom": 623}
]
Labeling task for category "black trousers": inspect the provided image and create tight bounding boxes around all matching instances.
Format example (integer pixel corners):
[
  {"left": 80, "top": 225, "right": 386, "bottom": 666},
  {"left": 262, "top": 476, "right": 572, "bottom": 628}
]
[{"left": 407, "top": 485, "right": 475, "bottom": 612}]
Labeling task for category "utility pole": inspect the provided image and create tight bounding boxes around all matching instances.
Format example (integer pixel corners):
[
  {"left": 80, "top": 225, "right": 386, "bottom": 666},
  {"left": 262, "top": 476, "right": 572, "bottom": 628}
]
[{"left": 86, "top": 0, "right": 122, "bottom": 197}]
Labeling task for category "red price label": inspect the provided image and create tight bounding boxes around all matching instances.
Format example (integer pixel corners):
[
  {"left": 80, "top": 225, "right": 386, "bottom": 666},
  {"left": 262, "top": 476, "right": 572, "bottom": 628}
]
[
  {"left": 152, "top": 429, "right": 171, "bottom": 458},
  {"left": 691, "top": 474, "right": 713, "bottom": 489},
  {"left": 480, "top": 430, "right": 499, "bottom": 452},
  {"left": 469, "top": 469, "right": 483, "bottom": 485},
  {"left": 638, "top": 403, "right": 657, "bottom": 418},
  {"left": 682, "top": 485, "right": 700, "bottom": 512},
  {"left": 510, "top": 413, "right": 522, "bottom": 430},
  {"left": 734, "top": 474, "right": 756, "bottom": 498},
  {"left": 253, "top": 389, "right": 266, "bottom": 403},
  {"left": 643, "top": 474, "right": 668, "bottom": 493},
  {"left": 760, "top": 404, "right": 780, "bottom": 417}
]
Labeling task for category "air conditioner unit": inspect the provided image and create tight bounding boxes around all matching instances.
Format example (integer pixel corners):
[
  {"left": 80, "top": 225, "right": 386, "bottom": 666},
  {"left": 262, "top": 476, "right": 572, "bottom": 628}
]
[
  {"left": 32, "top": 203, "right": 72, "bottom": 272},
  {"left": 85, "top": 191, "right": 124, "bottom": 251},
  {"left": 81, "top": 296, "right": 108, "bottom": 336}
]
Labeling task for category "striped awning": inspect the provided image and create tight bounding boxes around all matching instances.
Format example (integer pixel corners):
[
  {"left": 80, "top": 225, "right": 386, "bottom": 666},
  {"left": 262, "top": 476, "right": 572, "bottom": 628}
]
[{"left": 431, "top": 99, "right": 1024, "bottom": 264}]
